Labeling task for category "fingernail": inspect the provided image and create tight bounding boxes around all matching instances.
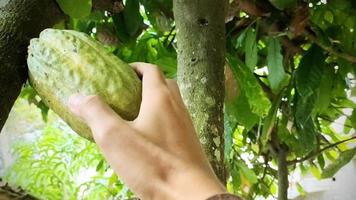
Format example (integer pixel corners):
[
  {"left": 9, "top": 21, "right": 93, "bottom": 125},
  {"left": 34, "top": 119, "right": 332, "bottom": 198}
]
[{"left": 68, "top": 94, "right": 86, "bottom": 109}]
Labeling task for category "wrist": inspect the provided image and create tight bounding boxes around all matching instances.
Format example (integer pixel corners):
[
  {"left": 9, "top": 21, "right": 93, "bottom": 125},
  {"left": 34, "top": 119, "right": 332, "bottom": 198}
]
[{"left": 158, "top": 162, "right": 226, "bottom": 200}]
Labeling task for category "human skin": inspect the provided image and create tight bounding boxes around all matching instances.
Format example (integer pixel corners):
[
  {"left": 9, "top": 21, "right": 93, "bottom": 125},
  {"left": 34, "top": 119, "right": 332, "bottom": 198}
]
[{"left": 68, "top": 62, "right": 226, "bottom": 200}]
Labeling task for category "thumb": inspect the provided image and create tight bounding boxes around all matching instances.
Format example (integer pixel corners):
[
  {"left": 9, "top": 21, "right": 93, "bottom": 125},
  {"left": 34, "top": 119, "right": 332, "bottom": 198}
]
[{"left": 68, "top": 94, "right": 127, "bottom": 137}]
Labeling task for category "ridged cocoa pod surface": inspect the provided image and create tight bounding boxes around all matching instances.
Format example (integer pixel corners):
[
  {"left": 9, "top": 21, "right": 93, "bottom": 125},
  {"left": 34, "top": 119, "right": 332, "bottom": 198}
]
[{"left": 28, "top": 29, "right": 142, "bottom": 140}]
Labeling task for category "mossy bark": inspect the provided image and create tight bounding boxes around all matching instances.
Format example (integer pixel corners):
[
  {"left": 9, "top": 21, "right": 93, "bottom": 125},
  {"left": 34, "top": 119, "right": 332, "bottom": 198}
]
[
  {"left": 173, "top": 0, "right": 227, "bottom": 183},
  {"left": 0, "top": 0, "right": 112, "bottom": 132}
]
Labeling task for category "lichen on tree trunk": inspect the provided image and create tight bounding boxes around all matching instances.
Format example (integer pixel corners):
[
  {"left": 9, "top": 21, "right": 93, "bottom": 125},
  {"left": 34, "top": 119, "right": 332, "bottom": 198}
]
[{"left": 173, "top": 0, "right": 227, "bottom": 183}]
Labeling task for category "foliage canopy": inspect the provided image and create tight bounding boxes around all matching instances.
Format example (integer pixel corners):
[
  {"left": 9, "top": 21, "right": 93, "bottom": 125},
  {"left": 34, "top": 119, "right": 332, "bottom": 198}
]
[{"left": 2, "top": 0, "right": 356, "bottom": 199}]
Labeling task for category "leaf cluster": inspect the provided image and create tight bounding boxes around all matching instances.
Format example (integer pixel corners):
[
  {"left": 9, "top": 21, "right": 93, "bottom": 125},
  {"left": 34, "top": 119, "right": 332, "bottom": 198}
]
[{"left": 11, "top": 0, "right": 356, "bottom": 199}]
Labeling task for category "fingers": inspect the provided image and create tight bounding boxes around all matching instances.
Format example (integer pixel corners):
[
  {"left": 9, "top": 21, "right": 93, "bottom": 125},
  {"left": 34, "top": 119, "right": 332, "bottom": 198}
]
[
  {"left": 129, "top": 63, "right": 188, "bottom": 123},
  {"left": 129, "top": 62, "right": 168, "bottom": 115},
  {"left": 130, "top": 62, "right": 166, "bottom": 89},
  {"left": 166, "top": 79, "right": 187, "bottom": 109},
  {"left": 68, "top": 94, "right": 127, "bottom": 136}
]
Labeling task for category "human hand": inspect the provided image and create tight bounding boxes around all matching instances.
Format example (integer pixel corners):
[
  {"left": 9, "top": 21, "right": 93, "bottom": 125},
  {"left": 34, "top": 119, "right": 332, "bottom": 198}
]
[{"left": 68, "top": 62, "right": 226, "bottom": 200}]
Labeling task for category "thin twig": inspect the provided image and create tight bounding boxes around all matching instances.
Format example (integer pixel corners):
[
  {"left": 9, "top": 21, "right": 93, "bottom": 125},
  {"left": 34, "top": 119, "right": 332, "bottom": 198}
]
[
  {"left": 287, "top": 136, "right": 356, "bottom": 165},
  {"left": 0, "top": 181, "right": 36, "bottom": 199},
  {"left": 319, "top": 134, "right": 341, "bottom": 152},
  {"left": 260, "top": 158, "right": 269, "bottom": 181},
  {"left": 305, "top": 31, "right": 356, "bottom": 63},
  {"left": 164, "top": 25, "right": 176, "bottom": 47},
  {"left": 319, "top": 116, "right": 354, "bottom": 129}
]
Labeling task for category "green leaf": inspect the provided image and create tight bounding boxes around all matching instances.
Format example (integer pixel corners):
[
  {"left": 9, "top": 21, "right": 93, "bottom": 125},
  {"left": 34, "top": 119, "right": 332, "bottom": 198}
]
[
  {"left": 267, "top": 37, "right": 286, "bottom": 93},
  {"left": 317, "top": 154, "right": 325, "bottom": 169},
  {"left": 261, "top": 97, "right": 282, "bottom": 146},
  {"left": 38, "top": 100, "right": 49, "bottom": 122},
  {"left": 315, "top": 67, "right": 334, "bottom": 113},
  {"left": 124, "top": 0, "right": 144, "bottom": 36},
  {"left": 231, "top": 166, "right": 241, "bottom": 190},
  {"left": 238, "top": 162, "right": 258, "bottom": 184},
  {"left": 295, "top": 46, "right": 325, "bottom": 135},
  {"left": 310, "top": 164, "right": 321, "bottom": 179},
  {"left": 278, "top": 122, "right": 299, "bottom": 152},
  {"left": 235, "top": 28, "right": 247, "bottom": 49},
  {"left": 295, "top": 93, "right": 317, "bottom": 127},
  {"left": 299, "top": 119, "right": 318, "bottom": 155},
  {"left": 112, "top": 13, "right": 131, "bottom": 42},
  {"left": 227, "top": 56, "right": 272, "bottom": 117},
  {"left": 322, "top": 147, "right": 356, "bottom": 179},
  {"left": 244, "top": 27, "right": 258, "bottom": 71},
  {"left": 270, "top": 182, "right": 277, "bottom": 195},
  {"left": 297, "top": 183, "right": 306, "bottom": 196},
  {"left": 95, "top": 159, "right": 104, "bottom": 172},
  {"left": 225, "top": 91, "right": 260, "bottom": 130},
  {"left": 299, "top": 163, "right": 308, "bottom": 175},
  {"left": 154, "top": 57, "right": 177, "bottom": 78},
  {"left": 350, "top": 109, "right": 356, "bottom": 129},
  {"left": 56, "top": 0, "right": 92, "bottom": 19},
  {"left": 293, "top": 94, "right": 318, "bottom": 157},
  {"left": 333, "top": 98, "right": 356, "bottom": 109},
  {"left": 324, "top": 11, "right": 334, "bottom": 23},
  {"left": 296, "top": 45, "right": 326, "bottom": 98},
  {"left": 351, "top": 86, "right": 356, "bottom": 97},
  {"left": 224, "top": 115, "right": 235, "bottom": 159},
  {"left": 108, "top": 172, "right": 119, "bottom": 194},
  {"left": 20, "top": 85, "right": 37, "bottom": 100}
]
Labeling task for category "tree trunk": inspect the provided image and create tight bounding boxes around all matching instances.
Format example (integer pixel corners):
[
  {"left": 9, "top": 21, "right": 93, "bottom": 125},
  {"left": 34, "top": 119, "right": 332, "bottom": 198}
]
[
  {"left": 173, "top": 0, "right": 227, "bottom": 183},
  {"left": 0, "top": 0, "right": 113, "bottom": 132},
  {"left": 0, "top": 0, "right": 63, "bottom": 132},
  {"left": 277, "top": 147, "right": 289, "bottom": 200}
]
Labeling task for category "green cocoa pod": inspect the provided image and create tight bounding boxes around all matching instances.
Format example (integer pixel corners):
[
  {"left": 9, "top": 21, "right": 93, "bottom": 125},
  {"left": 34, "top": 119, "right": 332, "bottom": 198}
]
[{"left": 27, "top": 28, "right": 142, "bottom": 140}]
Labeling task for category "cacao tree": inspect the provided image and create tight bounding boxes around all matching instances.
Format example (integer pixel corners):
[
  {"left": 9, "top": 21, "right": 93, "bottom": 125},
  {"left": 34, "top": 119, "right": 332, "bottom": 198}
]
[{"left": 0, "top": 0, "right": 356, "bottom": 200}]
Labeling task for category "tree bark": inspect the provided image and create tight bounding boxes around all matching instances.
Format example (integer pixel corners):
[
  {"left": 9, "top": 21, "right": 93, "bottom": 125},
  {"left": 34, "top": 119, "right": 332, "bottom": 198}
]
[
  {"left": 277, "top": 147, "right": 289, "bottom": 200},
  {"left": 173, "top": 0, "right": 227, "bottom": 183},
  {"left": 0, "top": 0, "right": 63, "bottom": 132},
  {"left": 0, "top": 0, "right": 113, "bottom": 132}
]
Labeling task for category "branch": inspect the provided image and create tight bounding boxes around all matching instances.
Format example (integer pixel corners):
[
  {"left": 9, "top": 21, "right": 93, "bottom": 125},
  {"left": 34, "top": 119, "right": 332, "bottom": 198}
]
[
  {"left": 287, "top": 136, "right": 356, "bottom": 165},
  {"left": 0, "top": 180, "right": 36, "bottom": 200},
  {"left": 305, "top": 30, "right": 356, "bottom": 63},
  {"left": 277, "top": 147, "right": 289, "bottom": 200},
  {"left": 260, "top": 154, "right": 270, "bottom": 181}
]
